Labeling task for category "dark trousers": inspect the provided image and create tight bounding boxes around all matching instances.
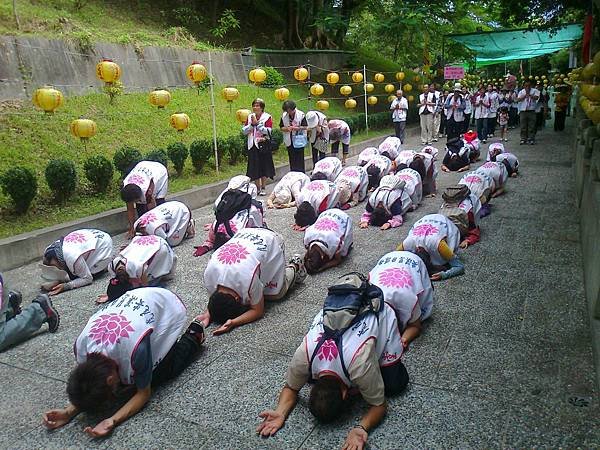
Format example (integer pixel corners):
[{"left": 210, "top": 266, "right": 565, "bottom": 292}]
[
  {"left": 462, "top": 114, "right": 471, "bottom": 133},
  {"left": 554, "top": 111, "right": 566, "bottom": 131},
  {"left": 508, "top": 108, "right": 518, "bottom": 127},
  {"left": 520, "top": 110, "right": 537, "bottom": 141},
  {"left": 381, "top": 361, "right": 409, "bottom": 396},
  {"left": 476, "top": 118, "right": 488, "bottom": 141},
  {"left": 439, "top": 114, "right": 447, "bottom": 136},
  {"left": 394, "top": 121, "right": 406, "bottom": 143},
  {"left": 287, "top": 146, "right": 306, "bottom": 173},
  {"left": 446, "top": 118, "right": 463, "bottom": 141},
  {"left": 151, "top": 332, "right": 201, "bottom": 387},
  {"left": 487, "top": 116, "right": 496, "bottom": 136},
  {"left": 331, "top": 142, "right": 349, "bottom": 155},
  {"left": 535, "top": 111, "right": 545, "bottom": 130},
  {"left": 311, "top": 144, "right": 325, "bottom": 166}
]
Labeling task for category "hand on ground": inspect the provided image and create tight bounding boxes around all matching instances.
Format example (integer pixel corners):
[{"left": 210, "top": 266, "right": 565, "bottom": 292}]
[
  {"left": 380, "top": 223, "right": 391, "bottom": 230},
  {"left": 292, "top": 224, "right": 307, "bottom": 231},
  {"left": 213, "top": 319, "right": 235, "bottom": 335},
  {"left": 341, "top": 427, "right": 368, "bottom": 450},
  {"left": 359, "top": 222, "right": 369, "bottom": 229},
  {"left": 430, "top": 272, "right": 443, "bottom": 281},
  {"left": 84, "top": 418, "right": 115, "bottom": 438},
  {"left": 195, "top": 312, "right": 210, "bottom": 328},
  {"left": 42, "top": 409, "right": 72, "bottom": 430},
  {"left": 256, "top": 410, "right": 285, "bottom": 437},
  {"left": 96, "top": 294, "right": 109, "bottom": 304},
  {"left": 49, "top": 283, "right": 65, "bottom": 296}
]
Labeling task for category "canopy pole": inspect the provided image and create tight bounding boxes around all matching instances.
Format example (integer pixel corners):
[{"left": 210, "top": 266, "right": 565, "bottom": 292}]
[{"left": 363, "top": 64, "right": 369, "bottom": 134}]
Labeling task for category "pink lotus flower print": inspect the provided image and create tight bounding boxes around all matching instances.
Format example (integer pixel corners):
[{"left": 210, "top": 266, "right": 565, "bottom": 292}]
[
  {"left": 139, "top": 212, "right": 158, "bottom": 226},
  {"left": 378, "top": 267, "right": 414, "bottom": 289},
  {"left": 315, "top": 218, "right": 339, "bottom": 232},
  {"left": 342, "top": 168, "right": 358, "bottom": 178},
  {"left": 315, "top": 336, "right": 339, "bottom": 361},
  {"left": 217, "top": 242, "right": 249, "bottom": 265},
  {"left": 412, "top": 223, "right": 439, "bottom": 237},
  {"left": 127, "top": 174, "right": 146, "bottom": 186},
  {"left": 134, "top": 235, "right": 159, "bottom": 246},
  {"left": 464, "top": 175, "right": 481, "bottom": 184},
  {"left": 64, "top": 231, "right": 87, "bottom": 243},
  {"left": 88, "top": 313, "right": 135, "bottom": 346},
  {"left": 482, "top": 162, "right": 496, "bottom": 169},
  {"left": 398, "top": 174, "right": 413, "bottom": 183},
  {"left": 318, "top": 162, "right": 331, "bottom": 170},
  {"left": 307, "top": 182, "right": 325, "bottom": 191}
]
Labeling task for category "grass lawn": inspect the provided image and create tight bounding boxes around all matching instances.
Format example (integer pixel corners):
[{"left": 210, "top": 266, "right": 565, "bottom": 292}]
[{"left": 0, "top": 82, "right": 392, "bottom": 238}]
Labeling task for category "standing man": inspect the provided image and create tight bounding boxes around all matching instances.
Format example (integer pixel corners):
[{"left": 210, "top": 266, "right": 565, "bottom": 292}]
[
  {"left": 444, "top": 84, "right": 466, "bottom": 140},
  {"left": 390, "top": 90, "right": 408, "bottom": 144},
  {"left": 516, "top": 80, "right": 540, "bottom": 145},
  {"left": 280, "top": 100, "right": 308, "bottom": 173},
  {"left": 462, "top": 86, "right": 472, "bottom": 134},
  {"left": 473, "top": 85, "right": 490, "bottom": 143},
  {"left": 418, "top": 84, "right": 435, "bottom": 145},
  {"left": 487, "top": 85, "right": 499, "bottom": 138}
]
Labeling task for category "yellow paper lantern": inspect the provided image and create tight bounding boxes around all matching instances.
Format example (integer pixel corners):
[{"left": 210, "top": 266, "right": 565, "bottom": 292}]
[
  {"left": 274, "top": 87, "right": 290, "bottom": 101},
  {"left": 253, "top": 68, "right": 266, "bottom": 84},
  {"left": 248, "top": 69, "right": 257, "bottom": 82},
  {"left": 387, "top": 95, "right": 395, "bottom": 103},
  {"left": 364, "top": 83, "right": 374, "bottom": 93},
  {"left": 408, "top": 95, "right": 414, "bottom": 102},
  {"left": 367, "top": 96, "right": 378, "bottom": 105},
  {"left": 534, "top": 76, "right": 539, "bottom": 80},
  {"left": 186, "top": 62, "right": 207, "bottom": 84},
  {"left": 32, "top": 86, "right": 64, "bottom": 114},
  {"left": 352, "top": 72, "right": 364, "bottom": 83},
  {"left": 340, "top": 85, "right": 352, "bottom": 96},
  {"left": 310, "top": 83, "right": 324, "bottom": 96},
  {"left": 404, "top": 83, "right": 413, "bottom": 92},
  {"left": 149, "top": 89, "right": 171, "bottom": 109},
  {"left": 316, "top": 100, "right": 329, "bottom": 111},
  {"left": 396, "top": 72, "right": 405, "bottom": 81},
  {"left": 294, "top": 66, "right": 309, "bottom": 81},
  {"left": 345, "top": 99, "right": 357, "bottom": 109},
  {"left": 221, "top": 87, "right": 240, "bottom": 102},
  {"left": 170, "top": 113, "right": 190, "bottom": 132},
  {"left": 236, "top": 109, "right": 251, "bottom": 124},
  {"left": 384, "top": 84, "right": 395, "bottom": 93},
  {"left": 96, "top": 59, "right": 121, "bottom": 83},
  {"left": 374, "top": 73, "right": 385, "bottom": 82},
  {"left": 70, "top": 118, "right": 97, "bottom": 141},
  {"left": 326, "top": 72, "right": 340, "bottom": 85}
]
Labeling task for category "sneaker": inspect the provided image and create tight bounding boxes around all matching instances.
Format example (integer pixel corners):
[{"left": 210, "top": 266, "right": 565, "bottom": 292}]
[
  {"left": 289, "top": 254, "right": 307, "bottom": 284},
  {"left": 529, "top": 140, "right": 535, "bottom": 145},
  {"left": 482, "top": 139, "right": 487, "bottom": 144},
  {"left": 33, "top": 294, "right": 60, "bottom": 333},
  {"left": 8, "top": 290, "right": 22, "bottom": 316},
  {"left": 186, "top": 319, "right": 206, "bottom": 345},
  {"left": 503, "top": 138, "right": 508, "bottom": 142},
  {"left": 519, "top": 140, "right": 525, "bottom": 145}
]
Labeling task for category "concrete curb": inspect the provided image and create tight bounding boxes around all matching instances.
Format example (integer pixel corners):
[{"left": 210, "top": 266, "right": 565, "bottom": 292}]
[{"left": 0, "top": 125, "right": 421, "bottom": 271}]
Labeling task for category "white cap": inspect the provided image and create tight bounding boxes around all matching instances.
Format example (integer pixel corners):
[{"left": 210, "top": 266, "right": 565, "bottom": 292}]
[
  {"left": 306, "top": 111, "right": 321, "bottom": 129},
  {"left": 454, "top": 83, "right": 462, "bottom": 91}
]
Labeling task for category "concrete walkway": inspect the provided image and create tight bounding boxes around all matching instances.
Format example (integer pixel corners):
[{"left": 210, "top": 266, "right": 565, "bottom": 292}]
[{"left": 1, "top": 121, "right": 598, "bottom": 449}]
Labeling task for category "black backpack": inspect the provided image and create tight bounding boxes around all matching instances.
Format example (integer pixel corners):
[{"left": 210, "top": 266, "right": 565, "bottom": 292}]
[
  {"left": 309, "top": 273, "right": 384, "bottom": 381},
  {"left": 214, "top": 189, "right": 252, "bottom": 237}
]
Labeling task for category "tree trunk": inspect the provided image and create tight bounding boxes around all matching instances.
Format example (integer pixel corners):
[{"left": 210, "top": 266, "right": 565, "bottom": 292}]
[
  {"left": 13, "top": 0, "right": 21, "bottom": 30},
  {"left": 287, "top": 0, "right": 304, "bottom": 48}
]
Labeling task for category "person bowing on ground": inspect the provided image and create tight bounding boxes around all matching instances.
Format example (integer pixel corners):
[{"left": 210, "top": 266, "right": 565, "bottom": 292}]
[
  {"left": 359, "top": 175, "right": 412, "bottom": 230},
  {"left": 397, "top": 214, "right": 465, "bottom": 281},
  {"left": 121, "top": 161, "right": 169, "bottom": 239},
  {"left": 335, "top": 165, "right": 369, "bottom": 208},
  {"left": 198, "top": 228, "right": 306, "bottom": 334},
  {"left": 311, "top": 156, "right": 343, "bottom": 182},
  {"left": 134, "top": 201, "right": 195, "bottom": 247},
  {"left": 266, "top": 171, "right": 310, "bottom": 209},
  {"left": 293, "top": 180, "right": 346, "bottom": 231},
  {"left": 303, "top": 209, "right": 353, "bottom": 274}
]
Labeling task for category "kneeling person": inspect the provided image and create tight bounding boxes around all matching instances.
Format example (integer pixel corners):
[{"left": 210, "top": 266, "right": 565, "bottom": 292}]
[
  {"left": 304, "top": 209, "right": 353, "bottom": 274},
  {"left": 257, "top": 275, "right": 407, "bottom": 450},
  {"left": 42, "top": 287, "right": 205, "bottom": 437},
  {"left": 293, "top": 180, "right": 342, "bottom": 230},
  {"left": 135, "top": 201, "right": 195, "bottom": 247},
  {"left": 41, "top": 229, "right": 113, "bottom": 296},
  {"left": 267, "top": 171, "right": 310, "bottom": 209},
  {"left": 312, "top": 156, "right": 342, "bottom": 181},
  {"left": 335, "top": 165, "right": 369, "bottom": 208},
  {"left": 398, "top": 214, "right": 464, "bottom": 281},
  {"left": 359, "top": 175, "right": 412, "bottom": 230},
  {"left": 200, "top": 228, "right": 306, "bottom": 334}
]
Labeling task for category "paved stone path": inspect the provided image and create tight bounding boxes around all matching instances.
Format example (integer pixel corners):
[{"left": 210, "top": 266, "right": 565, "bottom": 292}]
[{"left": 1, "top": 121, "right": 598, "bottom": 449}]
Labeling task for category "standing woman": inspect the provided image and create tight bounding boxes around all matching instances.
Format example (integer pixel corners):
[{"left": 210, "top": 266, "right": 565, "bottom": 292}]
[
  {"left": 280, "top": 100, "right": 308, "bottom": 173},
  {"left": 243, "top": 98, "right": 275, "bottom": 195}
]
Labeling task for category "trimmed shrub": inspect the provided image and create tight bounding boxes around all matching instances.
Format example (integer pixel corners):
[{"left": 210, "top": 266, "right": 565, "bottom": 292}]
[
  {"left": 271, "top": 128, "right": 284, "bottom": 150},
  {"left": 262, "top": 66, "right": 285, "bottom": 88},
  {"left": 189, "top": 139, "right": 213, "bottom": 172},
  {"left": 226, "top": 134, "right": 246, "bottom": 165},
  {"left": 167, "top": 142, "right": 189, "bottom": 175},
  {"left": 145, "top": 148, "right": 169, "bottom": 168},
  {"left": 113, "top": 146, "right": 143, "bottom": 178},
  {"left": 83, "top": 155, "right": 114, "bottom": 193},
  {"left": 45, "top": 159, "right": 77, "bottom": 203},
  {"left": 0, "top": 166, "right": 37, "bottom": 214}
]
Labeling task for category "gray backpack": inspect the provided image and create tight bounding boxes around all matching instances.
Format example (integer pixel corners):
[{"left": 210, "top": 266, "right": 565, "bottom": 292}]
[{"left": 439, "top": 185, "right": 472, "bottom": 236}]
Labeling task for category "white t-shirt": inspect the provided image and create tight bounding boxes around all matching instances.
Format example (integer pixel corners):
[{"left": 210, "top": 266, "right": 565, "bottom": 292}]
[
  {"left": 110, "top": 235, "right": 174, "bottom": 282},
  {"left": 459, "top": 171, "right": 494, "bottom": 203},
  {"left": 313, "top": 157, "right": 343, "bottom": 181},
  {"left": 304, "top": 209, "right": 353, "bottom": 259},
  {"left": 420, "top": 145, "right": 439, "bottom": 159},
  {"left": 272, "top": 171, "right": 310, "bottom": 204},
  {"left": 204, "top": 228, "right": 286, "bottom": 305},
  {"left": 517, "top": 88, "right": 540, "bottom": 112},
  {"left": 123, "top": 161, "right": 169, "bottom": 203},
  {"left": 496, "top": 152, "right": 519, "bottom": 172},
  {"left": 297, "top": 180, "right": 340, "bottom": 214},
  {"left": 365, "top": 155, "right": 392, "bottom": 178},
  {"left": 61, "top": 229, "right": 113, "bottom": 276},
  {"left": 395, "top": 150, "right": 416, "bottom": 167},
  {"left": 395, "top": 169, "right": 423, "bottom": 208},
  {"left": 476, "top": 161, "right": 508, "bottom": 191},
  {"left": 402, "top": 214, "right": 461, "bottom": 266},
  {"left": 390, "top": 97, "right": 409, "bottom": 122},
  {"left": 378, "top": 137, "right": 402, "bottom": 160},
  {"left": 369, "top": 251, "right": 434, "bottom": 330},
  {"left": 335, "top": 166, "right": 369, "bottom": 202},
  {"left": 367, "top": 175, "right": 412, "bottom": 216},
  {"left": 134, "top": 201, "right": 191, "bottom": 247}
]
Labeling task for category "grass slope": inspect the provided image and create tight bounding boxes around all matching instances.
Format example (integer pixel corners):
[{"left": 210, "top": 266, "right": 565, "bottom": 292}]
[{"left": 0, "top": 83, "right": 390, "bottom": 238}]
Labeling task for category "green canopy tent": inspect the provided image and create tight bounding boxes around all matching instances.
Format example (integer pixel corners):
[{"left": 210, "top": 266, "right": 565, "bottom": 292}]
[{"left": 447, "top": 24, "right": 583, "bottom": 67}]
